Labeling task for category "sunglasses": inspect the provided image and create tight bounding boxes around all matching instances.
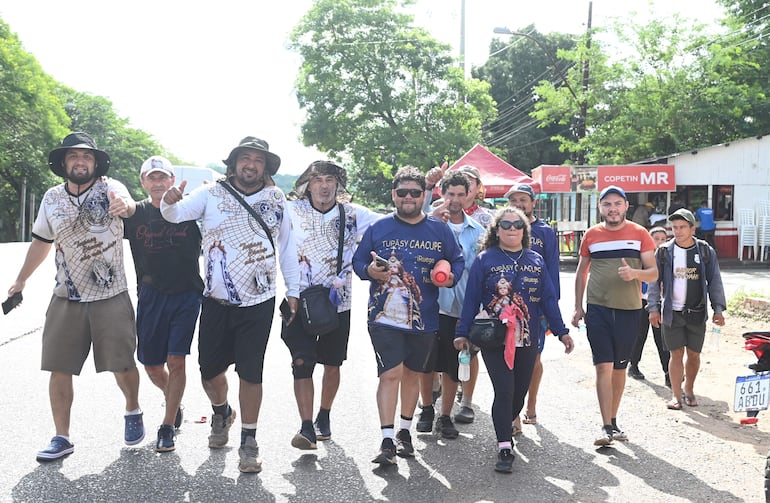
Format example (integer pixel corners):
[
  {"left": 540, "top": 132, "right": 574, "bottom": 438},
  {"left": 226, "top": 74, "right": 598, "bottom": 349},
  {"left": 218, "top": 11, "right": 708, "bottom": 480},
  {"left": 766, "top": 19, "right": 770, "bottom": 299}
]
[
  {"left": 498, "top": 219, "right": 526, "bottom": 230},
  {"left": 395, "top": 188, "right": 424, "bottom": 198}
]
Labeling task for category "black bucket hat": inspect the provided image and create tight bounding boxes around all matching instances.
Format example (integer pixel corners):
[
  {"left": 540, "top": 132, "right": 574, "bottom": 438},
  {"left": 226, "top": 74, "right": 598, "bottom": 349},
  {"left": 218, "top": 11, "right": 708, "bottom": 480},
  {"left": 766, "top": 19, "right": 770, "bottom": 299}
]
[
  {"left": 223, "top": 136, "right": 281, "bottom": 176},
  {"left": 48, "top": 132, "right": 111, "bottom": 178}
]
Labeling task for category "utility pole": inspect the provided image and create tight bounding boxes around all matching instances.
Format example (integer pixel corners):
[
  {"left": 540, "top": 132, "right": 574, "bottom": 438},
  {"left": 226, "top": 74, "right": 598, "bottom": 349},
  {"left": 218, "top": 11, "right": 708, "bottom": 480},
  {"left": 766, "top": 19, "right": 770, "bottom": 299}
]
[
  {"left": 577, "top": 1, "right": 592, "bottom": 165},
  {"left": 460, "top": 0, "right": 467, "bottom": 78}
]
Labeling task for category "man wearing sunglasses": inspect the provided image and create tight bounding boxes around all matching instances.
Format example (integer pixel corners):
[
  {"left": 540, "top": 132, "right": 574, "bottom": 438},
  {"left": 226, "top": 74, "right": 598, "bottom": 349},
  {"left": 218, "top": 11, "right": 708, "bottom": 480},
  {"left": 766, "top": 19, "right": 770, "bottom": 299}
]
[
  {"left": 506, "top": 183, "right": 560, "bottom": 434},
  {"left": 353, "top": 166, "right": 464, "bottom": 466},
  {"left": 572, "top": 185, "right": 658, "bottom": 446}
]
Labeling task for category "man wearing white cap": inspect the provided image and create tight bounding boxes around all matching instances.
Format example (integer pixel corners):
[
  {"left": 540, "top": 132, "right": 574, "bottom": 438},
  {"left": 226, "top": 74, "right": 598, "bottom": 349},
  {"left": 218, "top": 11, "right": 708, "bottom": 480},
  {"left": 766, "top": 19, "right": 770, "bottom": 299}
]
[{"left": 124, "top": 156, "right": 204, "bottom": 452}]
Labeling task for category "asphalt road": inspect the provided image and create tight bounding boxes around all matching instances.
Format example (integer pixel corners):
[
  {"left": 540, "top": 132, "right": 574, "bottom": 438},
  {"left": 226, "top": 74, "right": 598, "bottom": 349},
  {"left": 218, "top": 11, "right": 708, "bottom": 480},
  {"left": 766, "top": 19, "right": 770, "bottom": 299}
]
[{"left": 1, "top": 242, "right": 770, "bottom": 503}]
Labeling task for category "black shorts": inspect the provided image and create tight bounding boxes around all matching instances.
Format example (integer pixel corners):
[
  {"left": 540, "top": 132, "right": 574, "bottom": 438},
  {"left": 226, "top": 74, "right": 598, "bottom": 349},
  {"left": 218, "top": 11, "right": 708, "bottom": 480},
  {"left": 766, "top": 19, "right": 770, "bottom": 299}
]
[
  {"left": 431, "top": 314, "right": 461, "bottom": 382},
  {"left": 198, "top": 297, "right": 275, "bottom": 384},
  {"left": 368, "top": 324, "right": 437, "bottom": 376},
  {"left": 281, "top": 310, "right": 352, "bottom": 366},
  {"left": 585, "top": 303, "right": 640, "bottom": 369}
]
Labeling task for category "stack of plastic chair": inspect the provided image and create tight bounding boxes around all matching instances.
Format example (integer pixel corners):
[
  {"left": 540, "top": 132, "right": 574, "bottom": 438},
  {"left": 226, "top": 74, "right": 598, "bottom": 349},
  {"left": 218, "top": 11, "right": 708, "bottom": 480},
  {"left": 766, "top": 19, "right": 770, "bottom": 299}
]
[
  {"left": 738, "top": 208, "right": 757, "bottom": 261},
  {"left": 757, "top": 201, "right": 770, "bottom": 262}
]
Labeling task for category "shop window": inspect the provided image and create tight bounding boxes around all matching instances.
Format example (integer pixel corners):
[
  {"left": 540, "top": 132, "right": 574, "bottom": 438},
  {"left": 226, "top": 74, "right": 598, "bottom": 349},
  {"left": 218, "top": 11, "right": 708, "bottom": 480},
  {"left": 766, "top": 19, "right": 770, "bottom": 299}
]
[{"left": 714, "top": 185, "right": 734, "bottom": 221}]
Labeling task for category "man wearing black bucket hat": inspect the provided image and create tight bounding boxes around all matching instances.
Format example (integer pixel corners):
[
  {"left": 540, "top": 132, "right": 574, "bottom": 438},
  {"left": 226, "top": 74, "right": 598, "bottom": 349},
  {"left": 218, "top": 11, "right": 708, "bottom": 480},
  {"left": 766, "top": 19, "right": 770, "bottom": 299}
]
[
  {"left": 161, "top": 136, "right": 299, "bottom": 473},
  {"left": 283, "top": 161, "right": 382, "bottom": 450},
  {"left": 8, "top": 132, "right": 145, "bottom": 462}
]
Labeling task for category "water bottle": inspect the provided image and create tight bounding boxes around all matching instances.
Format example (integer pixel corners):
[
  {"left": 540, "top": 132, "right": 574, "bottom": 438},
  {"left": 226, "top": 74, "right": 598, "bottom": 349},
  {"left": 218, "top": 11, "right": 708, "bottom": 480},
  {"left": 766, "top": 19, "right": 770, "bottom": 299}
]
[
  {"left": 709, "top": 325, "right": 721, "bottom": 351},
  {"left": 458, "top": 348, "right": 471, "bottom": 382}
]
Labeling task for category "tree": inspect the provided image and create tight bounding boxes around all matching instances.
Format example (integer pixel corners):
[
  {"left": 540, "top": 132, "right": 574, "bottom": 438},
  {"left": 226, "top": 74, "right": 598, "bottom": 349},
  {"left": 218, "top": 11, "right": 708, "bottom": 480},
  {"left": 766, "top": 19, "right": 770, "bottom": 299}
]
[
  {"left": 531, "top": 10, "right": 768, "bottom": 165},
  {"left": 474, "top": 26, "right": 576, "bottom": 173},
  {"left": 0, "top": 20, "right": 69, "bottom": 241},
  {"left": 58, "top": 89, "right": 172, "bottom": 199},
  {"left": 290, "top": 0, "right": 496, "bottom": 205}
]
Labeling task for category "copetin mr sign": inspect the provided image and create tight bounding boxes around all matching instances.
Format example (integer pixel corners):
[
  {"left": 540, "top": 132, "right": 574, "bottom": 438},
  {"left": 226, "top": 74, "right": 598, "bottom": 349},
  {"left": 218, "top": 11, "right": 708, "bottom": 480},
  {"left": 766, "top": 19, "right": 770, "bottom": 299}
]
[{"left": 597, "top": 165, "right": 675, "bottom": 192}]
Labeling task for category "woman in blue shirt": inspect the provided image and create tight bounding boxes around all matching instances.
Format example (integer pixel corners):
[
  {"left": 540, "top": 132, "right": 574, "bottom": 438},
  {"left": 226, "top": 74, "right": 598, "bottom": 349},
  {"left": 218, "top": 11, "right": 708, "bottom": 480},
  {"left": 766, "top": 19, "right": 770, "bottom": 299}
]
[{"left": 455, "top": 207, "right": 574, "bottom": 473}]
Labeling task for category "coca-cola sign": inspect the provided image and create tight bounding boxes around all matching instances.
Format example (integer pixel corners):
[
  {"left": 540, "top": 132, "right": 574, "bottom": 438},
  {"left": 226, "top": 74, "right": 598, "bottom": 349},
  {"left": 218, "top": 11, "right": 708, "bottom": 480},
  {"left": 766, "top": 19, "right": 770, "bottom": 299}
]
[{"left": 534, "top": 166, "right": 572, "bottom": 192}]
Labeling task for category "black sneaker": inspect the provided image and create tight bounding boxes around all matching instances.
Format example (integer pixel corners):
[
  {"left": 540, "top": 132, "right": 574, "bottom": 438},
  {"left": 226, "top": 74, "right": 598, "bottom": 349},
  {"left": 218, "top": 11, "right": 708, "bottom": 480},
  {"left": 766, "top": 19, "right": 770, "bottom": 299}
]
[
  {"left": 372, "top": 438, "right": 397, "bottom": 465},
  {"left": 314, "top": 416, "right": 331, "bottom": 441},
  {"left": 174, "top": 406, "right": 184, "bottom": 430},
  {"left": 494, "top": 448, "right": 515, "bottom": 473},
  {"left": 628, "top": 365, "right": 645, "bottom": 380},
  {"left": 436, "top": 415, "right": 459, "bottom": 439},
  {"left": 156, "top": 424, "right": 175, "bottom": 452},
  {"left": 416, "top": 406, "right": 435, "bottom": 432},
  {"left": 395, "top": 429, "right": 414, "bottom": 457}
]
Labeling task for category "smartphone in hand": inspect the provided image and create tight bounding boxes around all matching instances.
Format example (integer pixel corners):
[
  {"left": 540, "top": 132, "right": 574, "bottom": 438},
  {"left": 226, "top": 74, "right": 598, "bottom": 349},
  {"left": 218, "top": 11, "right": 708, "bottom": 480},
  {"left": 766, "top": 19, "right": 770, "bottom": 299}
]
[
  {"left": 373, "top": 254, "right": 389, "bottom": 268},
  {"left": 279, "top": 298, "right": 292, "bottom": 324},
  {"left": 2, "top": 292, "right": 22, "bottom": 315}
]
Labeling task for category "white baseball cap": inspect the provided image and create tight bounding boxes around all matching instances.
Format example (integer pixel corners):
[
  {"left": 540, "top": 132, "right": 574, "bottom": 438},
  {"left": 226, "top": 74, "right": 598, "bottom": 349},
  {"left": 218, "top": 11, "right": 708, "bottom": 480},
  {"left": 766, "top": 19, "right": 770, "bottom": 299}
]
[{"left": 140, "top": 156, "right": 174, "bottom": 177}]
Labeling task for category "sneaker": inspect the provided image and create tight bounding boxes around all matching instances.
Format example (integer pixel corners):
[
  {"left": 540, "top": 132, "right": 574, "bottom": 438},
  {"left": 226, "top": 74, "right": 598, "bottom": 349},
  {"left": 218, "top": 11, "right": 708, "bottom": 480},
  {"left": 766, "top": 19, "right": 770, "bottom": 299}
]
[
  {"left": 416, "top": 406, "right": 435, "bottom": 432},
  {"left": 314, "top": 416, "right": 331, "bottom": 441},
  {"left": 436, "top": 415, "right": 459, "bottom": 439},
  {"left": 209, "top": 409, "right": 237, "bottom": 448},
  {"left": 628, "top": 365, "right": 645, "bottom": 380},
  {"left": 372, "top": 438, "right": 397, "bottom": 466},
  {"left": 291, "top": 429, "right": 318, "bottom": 450},
  {"left": 36, "top": 436, "right": 74, "bottom": 462},
  {"left": 238, "top": 436, "right": 262, "bottom": 473},
  {"left": 611, "top": 426, "right": 628, "bottom": 442},
  {"left": 395, "top": 428, "right": 414, "bottom": 457},
  {"left": 593, "top": 427, "right": 614, "bottom": 446},
  {"left": 124, "top": 412, "right": 145, "bottom": 446},
  {"left": 454, "top": 405, "right": 475, "bottom": 424},
  {"left": 174, "top": 406, "right": 184, "bottom": 430},
  {"left": 156, "top": 424, "right": 175, "bottom": 452},
  {"left": 494, "top": 448, "right": 515, "bottom": 473}
]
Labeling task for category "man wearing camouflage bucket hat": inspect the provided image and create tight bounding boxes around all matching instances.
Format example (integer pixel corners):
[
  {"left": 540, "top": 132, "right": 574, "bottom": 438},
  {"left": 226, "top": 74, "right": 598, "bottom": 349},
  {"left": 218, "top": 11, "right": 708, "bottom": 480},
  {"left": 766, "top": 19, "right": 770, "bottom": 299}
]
[
  {"left": 8, "top": 132, "right": 145, "bottom": 462},
  {"left": 161, "top": 136, "right": 299, "bottom": 473},
  {"left": 283, "top": 161, "right": 383, "bottom": 449}
]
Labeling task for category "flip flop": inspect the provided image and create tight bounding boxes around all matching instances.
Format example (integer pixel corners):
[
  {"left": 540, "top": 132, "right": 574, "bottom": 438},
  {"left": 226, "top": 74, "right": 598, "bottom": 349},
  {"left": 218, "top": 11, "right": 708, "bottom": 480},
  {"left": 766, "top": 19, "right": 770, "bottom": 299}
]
[
  {"left": 667, "top": 399, "right": 682, "bottom": 410},
  {"left": 682, "top": 393, "right": 699, "bottom": 407},
  {"left": 522, "top": 414, "right": 537, "bottom": 425},
  {"left": 512, "top": 419, "right": 523, "bottom": 436}
]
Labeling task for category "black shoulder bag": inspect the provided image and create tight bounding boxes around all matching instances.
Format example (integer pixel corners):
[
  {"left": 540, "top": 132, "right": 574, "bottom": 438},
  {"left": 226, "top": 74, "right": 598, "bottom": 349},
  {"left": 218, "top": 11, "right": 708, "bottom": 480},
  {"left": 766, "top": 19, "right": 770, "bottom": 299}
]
[{"left": 298, "top": 204, "right": 346, "bottom": 336}]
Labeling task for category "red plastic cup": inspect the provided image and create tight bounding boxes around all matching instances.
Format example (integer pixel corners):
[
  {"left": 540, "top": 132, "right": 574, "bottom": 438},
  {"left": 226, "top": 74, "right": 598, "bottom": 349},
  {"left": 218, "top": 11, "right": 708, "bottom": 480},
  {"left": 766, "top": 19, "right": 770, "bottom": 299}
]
[{"left": 431, "top": 259, "right": 451, "bottom": 287}]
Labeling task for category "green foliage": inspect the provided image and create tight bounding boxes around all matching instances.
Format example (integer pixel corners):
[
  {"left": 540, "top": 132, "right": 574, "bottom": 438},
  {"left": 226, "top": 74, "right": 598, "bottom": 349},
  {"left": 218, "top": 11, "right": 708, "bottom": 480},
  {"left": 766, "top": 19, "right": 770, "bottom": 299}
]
[
  {"left": 58, "top": 89, "right": 170, "bottom": 200},
  {"left": 0, "top": 20, "right": 69, "bottom": 240},
  {"left": 473, "top": 26, "right": 576, "bottom": 172},
  {"left": 290, "top": 0, "right": 496, "bottom": 206},
  {"left": 530, "top": 8, "right": 770, "bottom": 165},
  {"left": 273, "top": 173, "right": 299, "bottom": 195}
]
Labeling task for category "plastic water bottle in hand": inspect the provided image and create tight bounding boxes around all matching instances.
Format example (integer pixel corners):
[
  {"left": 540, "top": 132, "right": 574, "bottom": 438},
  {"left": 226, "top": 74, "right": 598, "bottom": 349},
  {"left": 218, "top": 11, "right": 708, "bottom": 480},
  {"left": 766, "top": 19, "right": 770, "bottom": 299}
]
[
  {"left": 709, "top": 325, "right": 721, "bottom": 351},
  {"left": 458, "top": 348, "right": 471, "bottom": 382}
]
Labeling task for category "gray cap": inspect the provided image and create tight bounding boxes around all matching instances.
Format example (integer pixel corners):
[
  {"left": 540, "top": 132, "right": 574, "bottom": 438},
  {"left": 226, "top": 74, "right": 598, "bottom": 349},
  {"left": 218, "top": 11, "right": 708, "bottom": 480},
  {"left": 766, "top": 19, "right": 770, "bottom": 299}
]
[{"left": 668, "top": 208, "right": 696, "bottom": 226}]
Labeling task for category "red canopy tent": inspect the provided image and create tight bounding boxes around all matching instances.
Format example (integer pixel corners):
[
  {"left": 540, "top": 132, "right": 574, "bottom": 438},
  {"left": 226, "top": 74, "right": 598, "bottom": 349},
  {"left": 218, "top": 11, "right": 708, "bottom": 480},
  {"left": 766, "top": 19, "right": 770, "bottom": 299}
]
[{"left": 441, "top": 144, "right": 534, "bottom": 198}]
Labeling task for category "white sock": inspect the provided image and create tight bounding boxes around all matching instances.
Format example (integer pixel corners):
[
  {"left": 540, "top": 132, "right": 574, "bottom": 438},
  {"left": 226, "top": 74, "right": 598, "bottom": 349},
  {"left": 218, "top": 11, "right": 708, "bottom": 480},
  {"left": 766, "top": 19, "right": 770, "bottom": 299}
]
[
  {"left": 125, "top": 408, "right": 142, "bottom": 416},
  {"left": 400, "top": 417, "right": 413, "bottom": 431},
  {"left": 461, "top": 396, "right": 472, "bottom": 408},
  {"left": 381, "top": 427, "right": 395, "bottom": 440}
]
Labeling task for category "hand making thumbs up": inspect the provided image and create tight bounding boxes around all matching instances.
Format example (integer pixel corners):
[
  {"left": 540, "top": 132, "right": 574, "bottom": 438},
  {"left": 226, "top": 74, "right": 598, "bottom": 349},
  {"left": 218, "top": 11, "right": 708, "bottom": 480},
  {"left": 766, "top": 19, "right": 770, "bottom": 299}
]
[
  {"left": 617, "top": 257, "right": 637, "bottom": 281},
  {"left": 108, "top": 189, "right": 135, "bottom": 218},
  {"left": 163, "top": 180, "right": 187, "bottom": 205}
]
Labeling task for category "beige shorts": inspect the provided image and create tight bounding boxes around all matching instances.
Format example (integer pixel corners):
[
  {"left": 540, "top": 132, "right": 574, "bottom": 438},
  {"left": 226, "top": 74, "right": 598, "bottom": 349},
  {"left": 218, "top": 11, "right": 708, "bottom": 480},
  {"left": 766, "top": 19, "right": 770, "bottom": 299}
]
[{"left": 41, "top": 292, "right": 137, "bottom": 374}]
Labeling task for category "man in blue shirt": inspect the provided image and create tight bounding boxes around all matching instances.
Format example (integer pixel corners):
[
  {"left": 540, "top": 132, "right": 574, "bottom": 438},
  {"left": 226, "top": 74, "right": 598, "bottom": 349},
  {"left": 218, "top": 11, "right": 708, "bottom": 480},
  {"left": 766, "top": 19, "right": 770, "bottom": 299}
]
[
  {"left": 695, "top": 201, "right": 716, "bottom": 247},
  {"left": 353, "top": 166, "right": 464, "bottom": 466}
]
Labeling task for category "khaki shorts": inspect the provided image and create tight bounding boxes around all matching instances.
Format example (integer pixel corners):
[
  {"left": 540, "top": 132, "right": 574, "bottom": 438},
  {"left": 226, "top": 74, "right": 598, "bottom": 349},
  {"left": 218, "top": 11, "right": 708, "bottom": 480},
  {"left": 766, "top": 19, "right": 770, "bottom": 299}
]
[{"left": 41, "top": 292, "right": 137, "bottom": 375}]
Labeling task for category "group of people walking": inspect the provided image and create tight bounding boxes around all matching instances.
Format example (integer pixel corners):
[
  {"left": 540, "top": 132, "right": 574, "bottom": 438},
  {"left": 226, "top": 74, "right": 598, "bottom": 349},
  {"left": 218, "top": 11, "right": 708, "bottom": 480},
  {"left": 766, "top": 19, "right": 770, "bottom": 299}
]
[{"left": 8, "top": 131, "right": 727, "bottom": 475}]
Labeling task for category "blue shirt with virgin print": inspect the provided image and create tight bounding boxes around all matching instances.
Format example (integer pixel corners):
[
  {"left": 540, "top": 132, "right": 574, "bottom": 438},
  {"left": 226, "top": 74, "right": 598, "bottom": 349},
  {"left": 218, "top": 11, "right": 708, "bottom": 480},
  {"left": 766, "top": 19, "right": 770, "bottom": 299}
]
[
  {"left": 353, "top": 214, "right": 464, "bottom": 333},
  {"left": 456, "top": 247, "right": 568, "bottom": 343}
]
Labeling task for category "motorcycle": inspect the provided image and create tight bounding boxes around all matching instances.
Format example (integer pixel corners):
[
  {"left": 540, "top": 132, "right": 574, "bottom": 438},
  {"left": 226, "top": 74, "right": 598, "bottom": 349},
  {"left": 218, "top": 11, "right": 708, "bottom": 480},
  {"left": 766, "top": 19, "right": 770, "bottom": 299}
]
[{"left": 738, "top": 331, "right": 770, "bottom": 502}]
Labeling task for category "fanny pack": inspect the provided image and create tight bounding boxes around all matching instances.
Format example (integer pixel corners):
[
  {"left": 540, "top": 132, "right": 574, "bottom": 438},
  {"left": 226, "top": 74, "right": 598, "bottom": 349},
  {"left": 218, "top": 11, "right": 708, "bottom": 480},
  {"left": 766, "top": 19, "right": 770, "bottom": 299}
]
[{"left": 682, "top": 305, "right": 706, "bottom": 325}]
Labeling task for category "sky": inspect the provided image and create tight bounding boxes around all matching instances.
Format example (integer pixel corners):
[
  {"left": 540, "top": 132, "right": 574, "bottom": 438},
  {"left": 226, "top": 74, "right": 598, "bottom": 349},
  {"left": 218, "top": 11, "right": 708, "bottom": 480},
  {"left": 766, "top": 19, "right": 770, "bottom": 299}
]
[{"left": 1, "top": 0, "right": 724, "bottom": 175}]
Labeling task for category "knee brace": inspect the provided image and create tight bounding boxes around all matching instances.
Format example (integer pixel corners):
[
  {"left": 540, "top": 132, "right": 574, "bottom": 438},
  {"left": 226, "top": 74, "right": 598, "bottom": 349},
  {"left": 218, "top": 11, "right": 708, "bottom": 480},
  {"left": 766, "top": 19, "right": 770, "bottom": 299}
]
[{"left": 292, "top": 356, "right": 316, "bottom": 379}]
